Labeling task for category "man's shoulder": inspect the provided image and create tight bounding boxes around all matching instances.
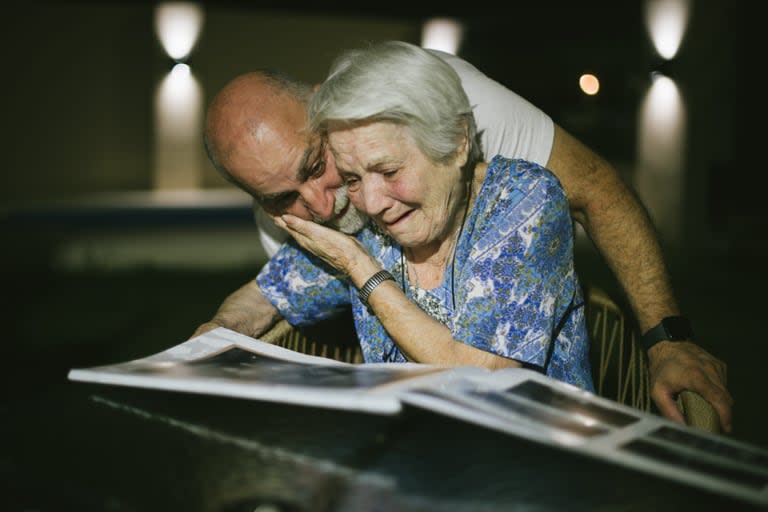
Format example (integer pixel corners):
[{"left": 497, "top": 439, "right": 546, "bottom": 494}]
[
  {"left": 484, "top": 156, "right": 565, "bottom": 209},
  {"left": 425, "top": 48, "right": 475, "bottom": 77}
]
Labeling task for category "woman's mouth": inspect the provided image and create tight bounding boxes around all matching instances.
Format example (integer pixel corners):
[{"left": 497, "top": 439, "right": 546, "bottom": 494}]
[{"left": 383, "top": 209, "right": 413, "bottom": 229}]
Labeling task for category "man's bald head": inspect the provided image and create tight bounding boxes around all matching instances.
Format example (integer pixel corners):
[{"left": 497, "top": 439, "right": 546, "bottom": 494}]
[
  {"left": 204, "top": 71, "right": 313, "bottom": 185},
  {"left": 202, "top": 70, "right": 366, "bottom": 234}
]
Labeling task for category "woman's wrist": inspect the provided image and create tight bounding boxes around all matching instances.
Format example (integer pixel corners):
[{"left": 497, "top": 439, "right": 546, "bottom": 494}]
[
  {"left": 358, "top": 270, "right": 396, "bottom": 306},
  {"left": 346, "top": 254, "right": 384, "bottom": 289}
]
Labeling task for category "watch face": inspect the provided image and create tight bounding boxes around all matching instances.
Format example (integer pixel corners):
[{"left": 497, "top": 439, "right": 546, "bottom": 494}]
[{"left": 663, "top": 316, "right": 693, "bottom": 340}]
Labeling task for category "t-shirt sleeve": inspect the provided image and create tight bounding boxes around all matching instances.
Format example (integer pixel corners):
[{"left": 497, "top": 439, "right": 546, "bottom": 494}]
[
  {"left": 431, "top": 50, "right": 554, "bottom": 166},
  {"left": 453, "top": 161, "right": 575, "bottom": 369},
  {"left": 256, "top": 240, "right": 351, "bottom": 326},
  {"left": 254, "top": 203, "right": 290, "bottom": 258}
]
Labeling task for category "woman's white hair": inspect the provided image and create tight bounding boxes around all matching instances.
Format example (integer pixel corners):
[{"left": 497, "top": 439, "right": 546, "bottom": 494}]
[{"left": 308, "top": 41, "right": 483, "bottom": 168}]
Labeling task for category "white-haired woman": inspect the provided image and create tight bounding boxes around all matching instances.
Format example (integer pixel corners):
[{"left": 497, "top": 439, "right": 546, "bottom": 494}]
[{"left": 260, "top": 41, "right": 592, "bottom": 390}]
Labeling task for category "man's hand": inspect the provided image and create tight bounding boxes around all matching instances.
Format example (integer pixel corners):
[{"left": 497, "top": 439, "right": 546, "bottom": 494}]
[
  {"left": 648, "top": 340, "right": 733, "bottom": 432},
  {"left": 190, "top": 321, "right": 226, "bottom": 339},
  {"left": 188, "top": 280, "right": 282, "bottom": 341}
]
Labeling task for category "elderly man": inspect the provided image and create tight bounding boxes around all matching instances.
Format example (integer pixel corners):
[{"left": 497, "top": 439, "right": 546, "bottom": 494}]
[{"left": 198, "top": 46, "right": 732, "bottom": 431}]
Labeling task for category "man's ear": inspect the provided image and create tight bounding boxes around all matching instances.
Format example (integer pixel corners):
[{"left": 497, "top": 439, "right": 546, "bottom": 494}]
[{"left": 312, "top": 83, "right": 321, "bottom": 92}]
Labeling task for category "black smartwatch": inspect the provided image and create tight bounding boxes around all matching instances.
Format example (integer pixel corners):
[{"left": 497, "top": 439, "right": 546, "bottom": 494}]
[{"left": 641, "top": 316, "right": 693, "bottom": 352}]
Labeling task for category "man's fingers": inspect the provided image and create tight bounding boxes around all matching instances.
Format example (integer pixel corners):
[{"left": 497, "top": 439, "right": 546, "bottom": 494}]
[
  {"left": 711, "top": 393, "right": 733, "bottom": 433},
  {"left": 191, "top": 322, "right": 220, "bottom": 339},
  {"left": 652, "top": 370, "right": 733, "bottom": 432},
  {"left": 693, "top": 377, "right": 734, "bottom": 433},
  {"left": 648, "top": 341, "right": 733, "bottom": 432},
  {"left": 688, "top": 359, "right": 733, "bottom": 432},
  {"left": 716, "top": 359, "right": 728, "bottom": 385},
  {"left": 652, "top": 388, "right": 686, "bottom": 425}
]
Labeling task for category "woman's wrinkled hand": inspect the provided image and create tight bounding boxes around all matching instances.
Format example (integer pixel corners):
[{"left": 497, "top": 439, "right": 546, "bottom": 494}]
[{"left": 273, "top": 214, "right": 368, "bottom": 275}]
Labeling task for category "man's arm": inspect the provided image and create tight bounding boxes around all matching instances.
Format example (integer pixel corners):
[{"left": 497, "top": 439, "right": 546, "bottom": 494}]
[
  {"left": 547, "top": 123, "right": 733, "bottom": 432},
  {"left": 191, "top": 279, "right": 282, "bottom": 339}
]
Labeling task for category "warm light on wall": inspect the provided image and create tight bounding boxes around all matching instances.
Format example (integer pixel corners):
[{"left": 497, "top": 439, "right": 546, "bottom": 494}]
[
  {"left": 644, "top": 0, "right": 691, "bottom": 60},
  {"left": 639, "top": 75, "right": 685, "bottom": 175},
  {"left": 153, "top": 3, "right": 205, "bottom": 191},
  {"left": 153, "top": 63, "right": 203, "bottom": 190},
  {"left": 634, "top": 0, "right": 691, "bottom": 246},
  {"left": 635, "top": 73, "right": 686, "bottom": 242},
  {"left": 579, "top": 74, "right": 600, "bottom": 95},
  {"left": 421, "top": 18, "right": 464, "bottom": 55},
  {"left": 155, "top": 2, "right": 204, "bottom": 62}
]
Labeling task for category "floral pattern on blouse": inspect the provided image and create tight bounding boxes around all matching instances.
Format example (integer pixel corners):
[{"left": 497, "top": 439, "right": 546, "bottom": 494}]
[{"left": 257, "top": 156, "right": 593, "bottom": 391}]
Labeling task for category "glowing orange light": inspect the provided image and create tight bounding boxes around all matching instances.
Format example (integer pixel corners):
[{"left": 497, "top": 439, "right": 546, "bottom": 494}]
[{"left": 579, "top": 74, "right": 600, "bottom": 95}]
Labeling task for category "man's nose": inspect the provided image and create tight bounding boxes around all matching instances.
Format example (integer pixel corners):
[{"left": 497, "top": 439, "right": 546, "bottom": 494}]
[{"left": 298, "top": 181, "right": 336, "bottom": 220}]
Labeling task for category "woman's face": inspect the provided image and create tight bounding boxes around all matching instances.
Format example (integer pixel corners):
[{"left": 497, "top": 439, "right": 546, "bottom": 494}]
[{"left": 329, "top": 122, "right": 466, "bottom": 249}]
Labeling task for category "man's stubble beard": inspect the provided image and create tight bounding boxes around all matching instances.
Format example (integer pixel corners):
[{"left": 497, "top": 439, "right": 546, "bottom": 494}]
[{"left": 326, "top": 187, "right": 367, "bottom": 234}]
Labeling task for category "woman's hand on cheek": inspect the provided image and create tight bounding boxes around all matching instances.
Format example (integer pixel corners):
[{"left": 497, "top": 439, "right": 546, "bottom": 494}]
[{"left": 273, "top": 214, "right": 365, "bottom": 274}]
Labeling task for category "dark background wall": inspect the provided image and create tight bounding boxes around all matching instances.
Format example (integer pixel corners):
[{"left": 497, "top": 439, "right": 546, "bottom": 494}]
[{"left": 2, "top": 1, "right": 765, "bottom": 450}]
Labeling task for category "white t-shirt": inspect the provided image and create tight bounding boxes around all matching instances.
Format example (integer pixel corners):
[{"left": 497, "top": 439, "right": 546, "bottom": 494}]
[{"left": 256, "top": 51, "right": 554, "bottom": 257}]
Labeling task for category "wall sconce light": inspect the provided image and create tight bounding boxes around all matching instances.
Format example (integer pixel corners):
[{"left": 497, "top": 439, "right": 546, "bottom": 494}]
[
  {"left": 649, "top": 58, "right": 675, "bottom": 80},
  {"left": 644, "top": 0, "right": 691, "bottom": 61},
  {"left": 637, "top": 0, "right": 690, "bottom": 245},
  {"left": 152, "top": 2, "right": 205, "bottom": 191},
  {"left": 421, "top": 18, "right": 464, "bottom": 55},
  {"left": 154, "top": 2, "right": 204, "bottom": 63}
]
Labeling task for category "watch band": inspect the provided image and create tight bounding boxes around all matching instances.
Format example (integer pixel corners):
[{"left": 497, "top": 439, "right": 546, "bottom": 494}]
[
  {"left": 641, "top": 316, "right": 693, "bottom": 352},
  {"left": 358, "top": 270, "right": 396, "bottom": 306}
]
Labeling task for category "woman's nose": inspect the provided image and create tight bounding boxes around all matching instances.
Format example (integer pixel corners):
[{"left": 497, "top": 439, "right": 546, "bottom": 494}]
[{"left": 358, "top": 177, "right": 389, "bottom": 217}]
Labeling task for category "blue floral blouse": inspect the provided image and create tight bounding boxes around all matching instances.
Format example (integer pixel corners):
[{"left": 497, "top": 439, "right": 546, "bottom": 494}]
[{"left": 257, "top": 156, "right": 593, "bottom": 391}]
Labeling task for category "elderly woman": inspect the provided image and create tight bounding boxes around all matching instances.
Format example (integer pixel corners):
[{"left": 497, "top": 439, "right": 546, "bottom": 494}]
[{"left": 260, "top": 41, "right": 592, "bottom": 390}]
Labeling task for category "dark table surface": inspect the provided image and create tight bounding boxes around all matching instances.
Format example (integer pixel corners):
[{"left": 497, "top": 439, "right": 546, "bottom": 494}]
[
  {"left": 4, "top": 375, "right": 764, "bottom": 512},
  {"left": 3, "top": 198, "right": 767, "bottom": 512},
  {"left": 2, "top": 256, "right": 765, "bottom": 512}
]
